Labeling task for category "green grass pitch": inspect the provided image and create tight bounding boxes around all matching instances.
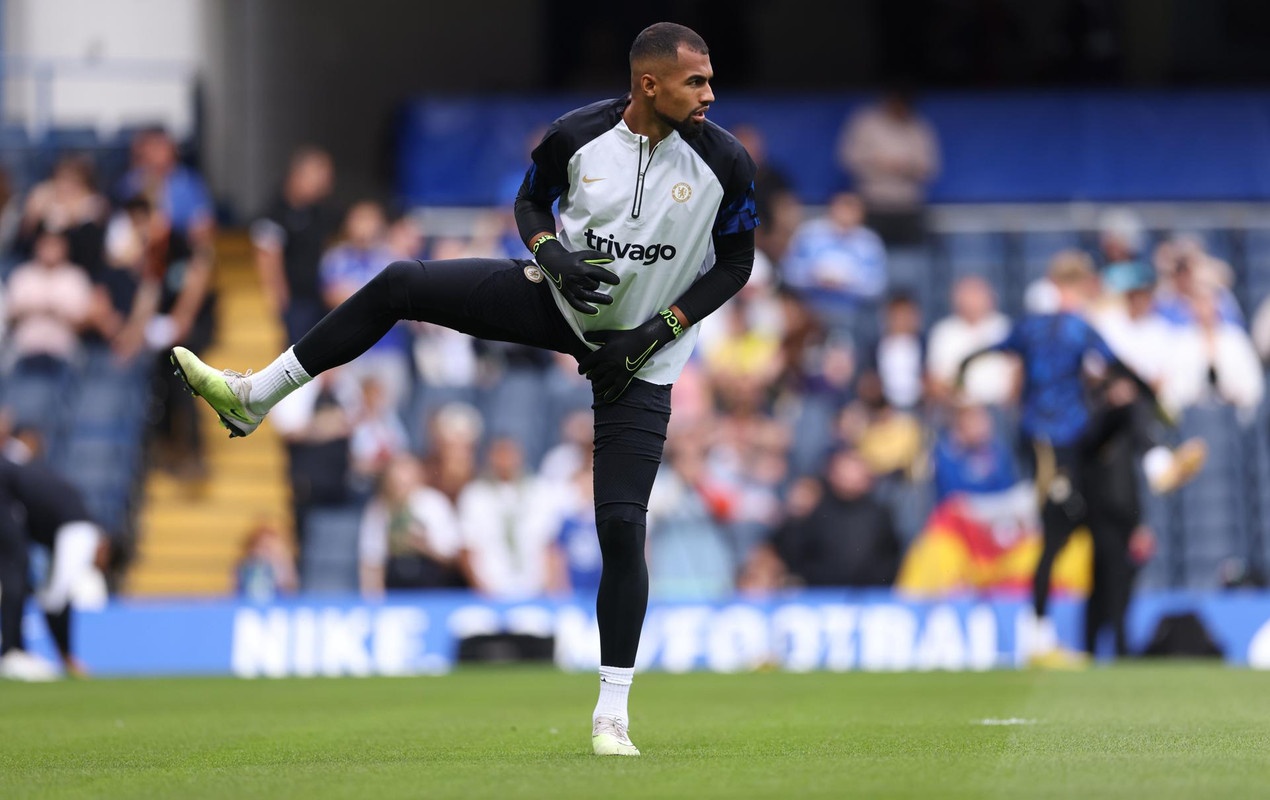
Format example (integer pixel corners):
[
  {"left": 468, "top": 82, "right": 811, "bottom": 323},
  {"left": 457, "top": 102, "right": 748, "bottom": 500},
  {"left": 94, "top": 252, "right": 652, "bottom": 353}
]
[{"left": 2, "top": 663, "right": 1268, "bottom": 799}]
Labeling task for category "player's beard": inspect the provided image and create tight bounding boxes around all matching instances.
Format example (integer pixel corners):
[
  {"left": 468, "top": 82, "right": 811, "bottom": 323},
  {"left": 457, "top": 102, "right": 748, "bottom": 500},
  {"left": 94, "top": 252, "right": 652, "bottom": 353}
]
[{"left": 655, "top": 106, "right": 707, "bottom": 140}]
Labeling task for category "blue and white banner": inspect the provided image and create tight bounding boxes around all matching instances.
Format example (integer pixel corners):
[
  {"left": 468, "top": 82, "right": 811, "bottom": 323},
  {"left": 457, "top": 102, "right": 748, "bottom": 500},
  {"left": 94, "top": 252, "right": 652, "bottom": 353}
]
[{"left": 20, "top": 590, "right": 1270, "bottom": 677}]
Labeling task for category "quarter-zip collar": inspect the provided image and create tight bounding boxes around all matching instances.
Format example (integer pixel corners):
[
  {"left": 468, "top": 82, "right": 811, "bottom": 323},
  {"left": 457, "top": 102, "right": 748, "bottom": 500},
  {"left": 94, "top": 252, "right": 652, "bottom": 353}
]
[{"left": 615, "top": 119, "right": 680, "bottom": 219}]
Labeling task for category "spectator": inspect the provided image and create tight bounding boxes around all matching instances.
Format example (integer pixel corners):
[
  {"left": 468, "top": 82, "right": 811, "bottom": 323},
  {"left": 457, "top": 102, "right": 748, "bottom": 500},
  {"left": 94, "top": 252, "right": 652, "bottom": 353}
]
[
  {"left": 733, "top": 122, "right": 802, "bottom": 264},
  {"left": 835, "top": 88, "right": 940, "bottom": 247},
  {"left": 647, "top": 429, "right": 740, "bottom": 600},
  {"left": 538, "top": 407, "right": 595, "bottom": 483},
  {"left": 117, "top": 127, "right": 217, "bottom": 480},
  {"left": 866, "top": 290, "right": 926, "bottom": 412},
  {"left": 0, "top": 166, "right": 22, "bottom": 271},
  {"left": 348, "top": 374, "right": 411, "bottom": 493},
  {"left": 269, "top": 369, "right": 355, "bottom": 551},
  {"left": 319, "top": 199, "right": 412, "bottom": 411},
  {"left": 747, "top": 446, "right": 902, "bottom": 589},
  {"left": 1251, "top": 293, "right": 1270, "bottom": 367},
  {"left": 16, "top": 153, "right": 108, "bottom": 275},
  {"left": 1094, "top": 206, "right": 1147, "bottom": 268},
  {"left": 358, "top": 453, "right": 464, "bottom": 597},
  {"left": 926, "top": 275, "right": 1014, "bottom": 406},
  {"left": 234, "top": 521, "right": 298, "bottom": 603},
  {"left": 1089, "top": 260, "right": 1172, "bottom": 393},
  {"left": 97, "top": 195, "right": 163, "bottom": 362},
  {"left": 931, "top": 401, "right": 1018, "bottom": 503},
  {"left": 782, "top": 190, "right": 887, "bottom": 343},
  {"left": 251, "top": 146, "right": 340, "bottom": 344},
  {"left": 1152, "top": 236, "right": 1243, "bottom": 327},
  {"left": 698, "top": 287, "right": 783, "bottom": 415},
  {"left": 3, "top": 230, "right": 95, "bottom": 370},
  {"left": 1160, "top": 283, "right": 1264, "bottom": 418},
  {"left": 419, "top": 401, "right": 483, "bottom": 507},
  {"left": 840, "top": 370, "right": 925, "bottom": 482},
  {"left": 706, "top": 414, "right": 791, "bottom": 566},
  {"left": 550, "top": 457, "right": 603, "bottom": 599},
  {"left": 457, "top": 437, "right": 562, "bottom": 599}
]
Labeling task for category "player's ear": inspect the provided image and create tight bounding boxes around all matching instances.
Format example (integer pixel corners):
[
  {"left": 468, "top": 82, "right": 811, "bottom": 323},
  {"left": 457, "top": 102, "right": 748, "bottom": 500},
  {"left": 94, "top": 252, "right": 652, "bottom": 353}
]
[{"left": 640, "top": 73, "right": 657, "bottom": 98}]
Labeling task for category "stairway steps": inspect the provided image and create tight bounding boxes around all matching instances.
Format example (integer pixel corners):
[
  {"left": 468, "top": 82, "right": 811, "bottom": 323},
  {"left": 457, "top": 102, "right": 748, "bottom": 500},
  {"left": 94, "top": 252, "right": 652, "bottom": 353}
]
[{"left": 123, "top": 231, "right": 296, "bottom": 598}]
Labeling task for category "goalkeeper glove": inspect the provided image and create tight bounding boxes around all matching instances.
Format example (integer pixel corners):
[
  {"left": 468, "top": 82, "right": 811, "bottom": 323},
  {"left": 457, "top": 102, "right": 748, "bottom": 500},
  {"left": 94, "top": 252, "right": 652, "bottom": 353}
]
[
  {"left": 578, "top": 308, "right": 685, "bottom": 403},
  {"left": 532, "top": 235, "right": 620, "bottom": 315}
]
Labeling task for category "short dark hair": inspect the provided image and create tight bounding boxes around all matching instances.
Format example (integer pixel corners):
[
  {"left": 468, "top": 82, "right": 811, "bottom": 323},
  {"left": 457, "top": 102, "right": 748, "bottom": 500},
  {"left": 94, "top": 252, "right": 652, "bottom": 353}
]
[{"left": 629, "top": 22, "right": 708, "bottom": 67}]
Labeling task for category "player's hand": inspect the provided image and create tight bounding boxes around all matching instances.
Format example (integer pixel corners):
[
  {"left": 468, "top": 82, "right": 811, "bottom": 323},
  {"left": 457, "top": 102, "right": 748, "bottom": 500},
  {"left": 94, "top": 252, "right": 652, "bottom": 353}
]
[
  {"left": 578, "top": 309, "right": 684, "bottom": 403},
  {"left": 533, "top": 237, "right": 620, "bottom": 315}
]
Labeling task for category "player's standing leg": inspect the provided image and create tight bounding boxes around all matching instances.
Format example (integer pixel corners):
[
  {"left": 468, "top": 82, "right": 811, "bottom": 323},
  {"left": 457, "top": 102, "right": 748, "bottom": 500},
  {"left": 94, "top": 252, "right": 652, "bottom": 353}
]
[
  {"left": 1027, "top": 442, "right": 1089, "bottom": 668},
  {"left": 587, "top": 380, "right": 670, "bottom": 757}
]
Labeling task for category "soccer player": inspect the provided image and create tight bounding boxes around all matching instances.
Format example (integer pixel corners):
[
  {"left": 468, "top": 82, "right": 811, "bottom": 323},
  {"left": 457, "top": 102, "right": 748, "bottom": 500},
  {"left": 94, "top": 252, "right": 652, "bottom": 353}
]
[
  {"left": 171, "top": 22, "right": 757, "bottom": 756},
  {"left": 958, "top": 251, "right": 1201, "bottom": 667},
  {"left": 0, "top": 458, "right": 105, "bottom": 680}
]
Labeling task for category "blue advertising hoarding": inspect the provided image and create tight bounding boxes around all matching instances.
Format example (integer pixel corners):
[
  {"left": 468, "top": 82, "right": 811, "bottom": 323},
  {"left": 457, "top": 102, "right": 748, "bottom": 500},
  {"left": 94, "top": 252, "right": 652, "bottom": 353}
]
[{"left": 19, "top": 589, "right": 1270, "bottom": 678}]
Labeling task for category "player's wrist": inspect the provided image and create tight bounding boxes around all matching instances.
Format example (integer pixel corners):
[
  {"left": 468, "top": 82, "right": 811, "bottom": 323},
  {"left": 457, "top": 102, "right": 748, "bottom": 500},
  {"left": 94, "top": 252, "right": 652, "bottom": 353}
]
[
  {"left": 655, "top": 308, "right": 685, "bottom": 341},
  {"left": 530, "top": 233, "right": 560, "bottom": 258}
]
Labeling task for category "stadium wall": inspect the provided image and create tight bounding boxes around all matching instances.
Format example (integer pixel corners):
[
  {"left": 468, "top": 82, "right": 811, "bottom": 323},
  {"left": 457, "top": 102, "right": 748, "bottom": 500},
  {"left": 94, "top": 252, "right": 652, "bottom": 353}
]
[{"left": 395, "top": 91, "right": 1270, "bottom": 206}]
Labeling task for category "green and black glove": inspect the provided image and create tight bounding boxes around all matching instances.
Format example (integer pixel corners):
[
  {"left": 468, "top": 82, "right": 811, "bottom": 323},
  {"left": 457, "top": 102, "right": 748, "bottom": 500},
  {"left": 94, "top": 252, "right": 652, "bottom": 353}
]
[
  {"left": 532, "top": 235, "right": 620, "bottom": 315},
  {"left": 578, "top": 308, "right": 685, "bottom": 403}
]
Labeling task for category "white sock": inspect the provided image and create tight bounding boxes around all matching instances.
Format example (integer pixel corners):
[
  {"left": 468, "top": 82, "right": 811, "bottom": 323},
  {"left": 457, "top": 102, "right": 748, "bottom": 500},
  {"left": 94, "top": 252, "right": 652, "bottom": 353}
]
[
  {"left": 246, "top": 347, "right": 312, "bottom": 415},
  {"left": 593, "top": 665, "right": 634, "bottom": 726}
]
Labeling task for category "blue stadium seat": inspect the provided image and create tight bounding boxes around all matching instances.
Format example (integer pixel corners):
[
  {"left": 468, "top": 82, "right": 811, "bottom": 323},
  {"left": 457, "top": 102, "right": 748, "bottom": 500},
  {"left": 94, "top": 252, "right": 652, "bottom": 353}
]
[
  {"left": 43, "top": 125, "right": 101, "bottom": 153},
  {"left": 1240, "top": 230, "right": 1270, "bottom": 313},
  {"left": 1174, "top": 405, "right": 1251, "bottom": 589},
  {"left": 299, "top": 505, "right": 363, "bottom": 594},
  {"left": 1019, "top": 229, "right": 1086, "bottom": 281},
  {"left": 937, "top": 232, "right": 1011, "bottom": 320},
  {"left": 0, "top": 122, "right": 39, "bottom": 191}
]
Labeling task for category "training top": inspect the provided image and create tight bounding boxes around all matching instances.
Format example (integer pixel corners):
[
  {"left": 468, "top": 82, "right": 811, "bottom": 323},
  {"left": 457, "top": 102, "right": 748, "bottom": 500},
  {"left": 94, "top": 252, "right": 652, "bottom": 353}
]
[
  {"left": 515, "top": 95, "right": 759, "bottom": 385},
  {"left": 989, "top": 311, "right": 1118, "bottom": 446}
]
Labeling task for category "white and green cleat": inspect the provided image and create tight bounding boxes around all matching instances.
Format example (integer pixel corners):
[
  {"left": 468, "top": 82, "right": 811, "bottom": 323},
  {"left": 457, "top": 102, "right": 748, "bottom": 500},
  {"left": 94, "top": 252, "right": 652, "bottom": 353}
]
[
  {"left": 592, "top": 715, "right": 640, "bottom": 756},
  {"left": 169, "top": 346, "right": 263, "bottom": 438}
]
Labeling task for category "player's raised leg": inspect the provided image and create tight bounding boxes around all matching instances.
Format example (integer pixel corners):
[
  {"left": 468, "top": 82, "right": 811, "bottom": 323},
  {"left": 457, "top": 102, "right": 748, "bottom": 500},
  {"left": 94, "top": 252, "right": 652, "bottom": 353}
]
[{"left": 173, "top": 258, "right": 540, "bottom": 438}]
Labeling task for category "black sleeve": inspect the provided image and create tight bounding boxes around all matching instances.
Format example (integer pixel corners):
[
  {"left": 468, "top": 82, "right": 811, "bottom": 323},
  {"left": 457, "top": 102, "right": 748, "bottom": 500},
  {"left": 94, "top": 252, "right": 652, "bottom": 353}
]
[
  {"left": 513, "top": 125, "right": 572, "bottom": 247},
  {"left": 672, "top": 228, "right": 755, "bottom": 325},
  {"left": 672, "top": 141, "right": 759, "bottom": 324}
]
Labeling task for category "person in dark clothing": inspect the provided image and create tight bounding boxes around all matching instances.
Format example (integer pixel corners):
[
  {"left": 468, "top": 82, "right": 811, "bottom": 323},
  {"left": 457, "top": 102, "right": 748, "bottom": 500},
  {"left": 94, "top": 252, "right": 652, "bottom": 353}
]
[
  {"left": 958, "top": 251, "right": 1198, "bottom": 666},
  {"left": 770, "top": 446, "right": 901, "bottom": 588},
  {"left": 0, "top": 458, "right": 104, "bottom": 679},
  {"left": 1082, "top": 403, "right": 1145, "bottom": 658},
  {"left": 250, "top": 147, "right": 341, "bottom": 344}
]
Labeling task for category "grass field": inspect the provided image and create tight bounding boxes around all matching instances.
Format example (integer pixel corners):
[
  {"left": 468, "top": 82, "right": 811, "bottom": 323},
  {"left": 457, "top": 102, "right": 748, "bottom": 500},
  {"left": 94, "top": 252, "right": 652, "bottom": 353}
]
[{"left": 2, "top": 663, "right": 1268, "bottom": 799}]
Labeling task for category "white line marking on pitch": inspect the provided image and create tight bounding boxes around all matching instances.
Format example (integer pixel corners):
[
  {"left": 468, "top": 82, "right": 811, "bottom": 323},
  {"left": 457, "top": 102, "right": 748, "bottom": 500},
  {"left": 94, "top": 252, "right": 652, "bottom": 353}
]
[{"left": 975, "top": 718, "right": 1038, "bottom": 726}]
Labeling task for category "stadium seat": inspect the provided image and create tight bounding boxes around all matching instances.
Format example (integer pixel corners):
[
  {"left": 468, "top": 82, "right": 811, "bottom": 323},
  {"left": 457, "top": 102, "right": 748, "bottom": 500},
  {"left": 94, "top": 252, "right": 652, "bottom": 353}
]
[
  {"left": 299, "top": 505, "right": 363, "bottom": 594},
  {"left": 938, "top": 232, "right": 1011, "bottom": 319},
  {"left": 42, "top": 124, "right": 101, "bottom": 153},
  {"left": 1175, "top": 405, "right": 1251, "bottom": 590},
  {"left": 1019, "top": 229, "right": 1086, "bottom": 282}
]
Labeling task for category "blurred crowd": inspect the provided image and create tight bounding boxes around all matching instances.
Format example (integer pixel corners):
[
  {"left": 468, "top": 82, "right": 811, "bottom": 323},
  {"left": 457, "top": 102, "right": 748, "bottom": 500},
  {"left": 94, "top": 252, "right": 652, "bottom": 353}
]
[
  {"left": 231, "top": 90, "right": 1270, "bottom": 606},
  {"left": 0, "top": 125, "right": 218, "bottom": 593},
  {"left": 0, "top": 96, "right": 1267, "bottom": 609}
]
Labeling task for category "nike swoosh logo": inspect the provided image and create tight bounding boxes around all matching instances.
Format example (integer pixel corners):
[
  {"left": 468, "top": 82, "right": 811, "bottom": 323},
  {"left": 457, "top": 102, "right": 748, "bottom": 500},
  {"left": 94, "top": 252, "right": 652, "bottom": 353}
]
[
  {"left": 625, "top": 342, "right": 657, "bottom": 372},
  {"left": 581, "top": 175, "right": 606, "bottom": 184},
  {"left": 224, "top": 407, "right": 254, "bottom": 423}
]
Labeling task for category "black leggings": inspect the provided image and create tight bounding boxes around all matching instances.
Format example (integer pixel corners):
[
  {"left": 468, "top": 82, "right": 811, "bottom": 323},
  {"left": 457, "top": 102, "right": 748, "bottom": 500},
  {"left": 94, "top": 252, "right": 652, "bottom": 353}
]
[
  {"left": 1031, "top": 403, "right": 1137, "bottom": 619},
  {"left": 293, "top": 259, "right": 671, "bottom": 666}
]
